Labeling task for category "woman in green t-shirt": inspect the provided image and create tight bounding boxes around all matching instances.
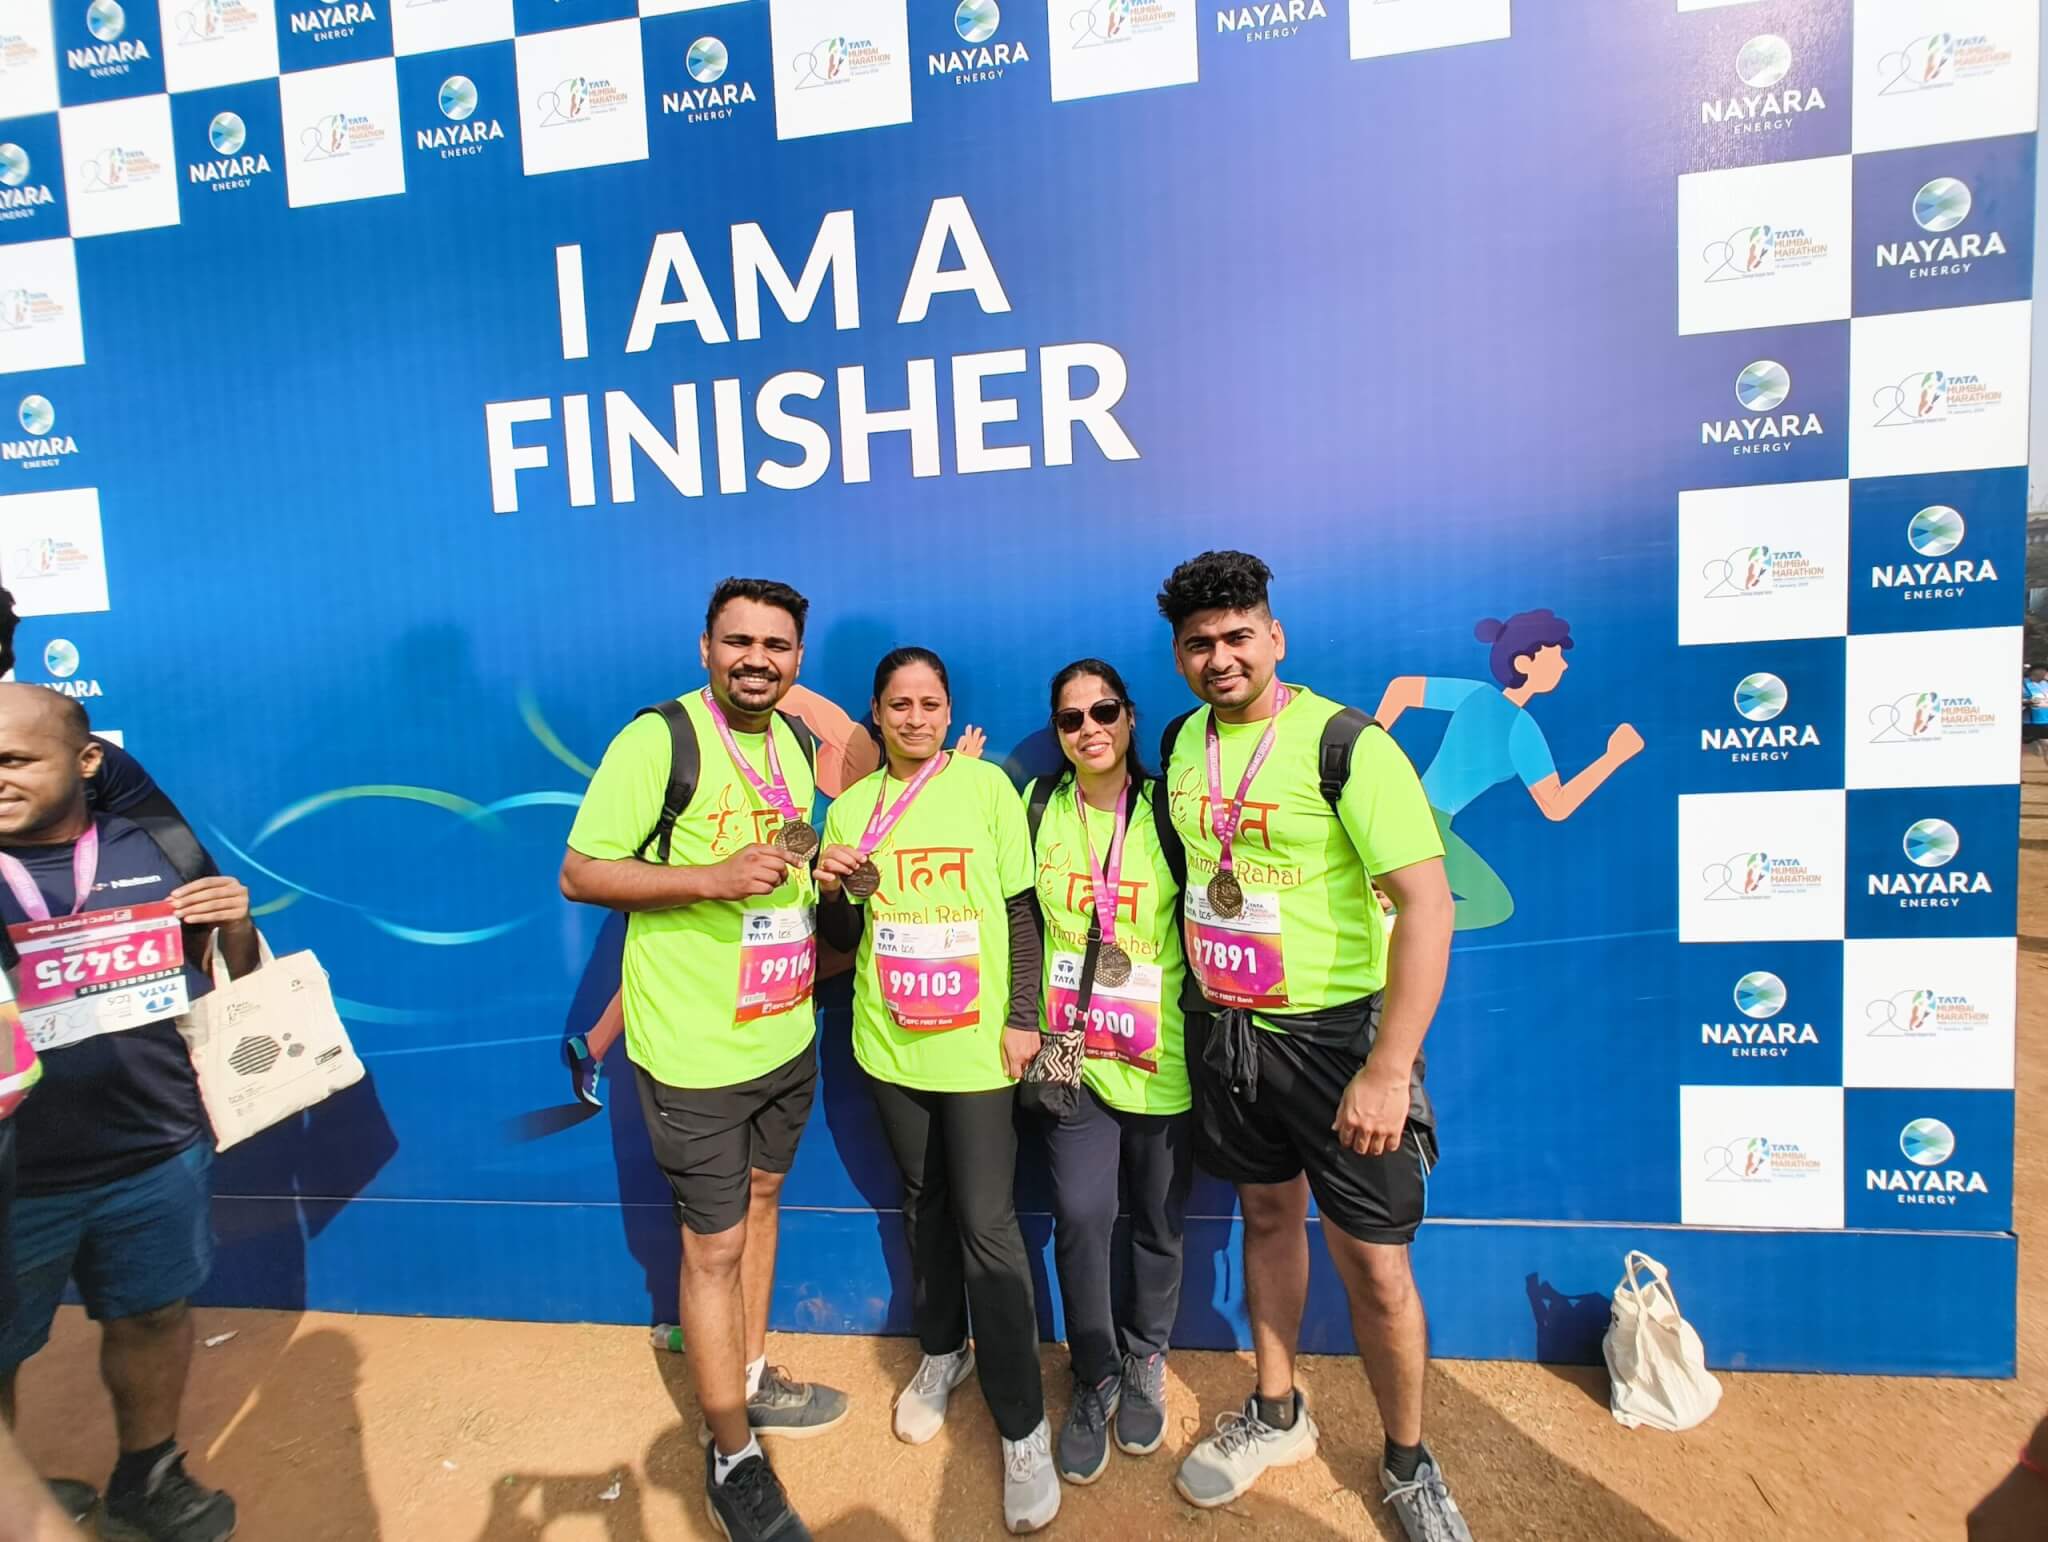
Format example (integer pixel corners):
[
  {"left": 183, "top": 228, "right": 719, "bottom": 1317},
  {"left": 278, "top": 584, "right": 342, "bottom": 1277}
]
[
  {"left": 814, "top": 647, "right": 1057, "bottom": 1536},
  {"left": 1023, "top": 658, "right": 1193, "bottom": 1488}
]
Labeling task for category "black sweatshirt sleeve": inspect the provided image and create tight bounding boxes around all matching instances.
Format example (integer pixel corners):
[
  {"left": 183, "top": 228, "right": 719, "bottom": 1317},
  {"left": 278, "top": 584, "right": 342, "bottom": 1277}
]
[
  {"left": 1005, "top": 890, "right": 1042, "bottom": 1035},
  {"left": 817, "top": 890, "right": 864, "bottom": 953}
]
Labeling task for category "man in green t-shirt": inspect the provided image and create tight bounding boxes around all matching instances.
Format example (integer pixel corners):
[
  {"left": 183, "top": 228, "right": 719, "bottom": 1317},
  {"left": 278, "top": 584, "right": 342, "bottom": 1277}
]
[
  {"left": 1154, "top": 552, "right": 1469, "bottom": 1542},
  {"left": 560, "top": 578, "right": 846, "bottom": 1542}
]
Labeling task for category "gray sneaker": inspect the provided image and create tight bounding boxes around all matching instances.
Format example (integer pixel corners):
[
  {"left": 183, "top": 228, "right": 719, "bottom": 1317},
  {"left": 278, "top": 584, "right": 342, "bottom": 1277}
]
[
  {"left": 1114, "top": 1353, "right": 1166, "bottom": 1455},
  {"left": 1380, "top": 1444, "right": 1474, "bottom": 1542},
  {"left": 1172, "top": 1393, "right": 1319, "bottom": 1509},
  {"left": 697, "top": 1367, "right": 850, "bottom": 1444},
  {"left": 1056, "top": 1371, "right": 1119, "bottom": 1485}
]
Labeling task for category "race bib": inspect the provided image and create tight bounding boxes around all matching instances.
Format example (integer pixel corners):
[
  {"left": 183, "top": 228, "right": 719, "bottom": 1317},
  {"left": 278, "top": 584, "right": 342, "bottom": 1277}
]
[
  {"left": 12, "top": 901, "right": 189, "bottom": 1052},
  {"left": 736, "top": 906, "right": 815, "bottom": 1023},
  {"left": 874, "top": 918, "right": 980, "bottom": 1031},
  {"left": 1048, "top": 951, "right": 1162, "bottom": 1072},
  {"left": 1183, "top": 887, "right": 1287, "bottom": 1009}
]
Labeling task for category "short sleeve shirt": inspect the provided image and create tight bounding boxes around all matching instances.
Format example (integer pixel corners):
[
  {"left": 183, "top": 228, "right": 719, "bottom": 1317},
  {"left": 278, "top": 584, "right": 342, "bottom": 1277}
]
[
  {"left": 822, "top": 753, "right": 1033, "bottom": 1094},
  {"left": 566, "top": 693, "right": 818, "bottom": 1090},
  {"left": 1418, "top": 679, "right": 1557, "bottom": 817},
  {"left": 1166, "top": 686, "right": 1442, "bottom": 1022}
]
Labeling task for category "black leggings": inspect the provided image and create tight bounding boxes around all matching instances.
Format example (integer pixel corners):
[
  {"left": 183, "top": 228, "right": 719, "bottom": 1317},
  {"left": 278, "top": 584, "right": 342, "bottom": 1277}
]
[
  {"left": 1044, "top": 1087, "right": 1194, "bottom": 1385},
  {"left": 867, "top": 1076, "right": 1044, "bottom": 1440}
]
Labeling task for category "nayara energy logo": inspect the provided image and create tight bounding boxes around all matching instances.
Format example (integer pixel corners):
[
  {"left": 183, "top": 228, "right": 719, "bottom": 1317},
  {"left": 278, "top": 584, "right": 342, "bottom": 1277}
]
[
  {"left": 188, "top": 110, "right": 270, "bottom": 192},
  {"left": 1878, "top": 30, "right": 2016, "bottom": 96},
  {"left": 537, "top": 73, "right": 628, "bottom": 125},
  {"left": 37, "top": 638, "right": 100, "bottom": 699},
  {"left": 1703, "top": 219, "right": 1828, "bottom": 283},
  {"left": 1070, "top": 0, "right": 1178, "bottom": 49},
  {"left": 1867, "top": 816, "right": 1992, "bottom": 909},
  {"left": 417, "top": 75, "right": 504, "bottom": 157},
  {"left": 1702, "top": 844, "right": 1821, "bottom": 902},
  {"left": 1701, "top": 32, "right": 1825, "bottom": 136},
  {"left": 929, "top": 1, "right": 1030, "bottom": 83},
  {"left": 1870, "top": 505, "right": 1997, "bottom": 602},
  {"left": 1702, "top": 671, "right": 1820, "bottom": 763},
  {"left": 1702, "top": 539, "right": 1826, "bottom": 600},
  {"left": 289, "top": 0, "right": 377, "bottom": 44},
  {"left": 173, "top": 0, "right": 261, "bottom": 45},
  {"left": 1703, "top": 1132, "right": 1823, "bottom": 1183},
  {"left": 665, "top": 37, "right": 757, "bottom": 120},
  {"left": 69, "top": 0, "right": 151, "bottom": 77},
  {"left": 1215, "top": 0, "right": 1326, "bottom": 45},
  {"left": 1702, "top": 359, "right": 1821, "bottom": 456},
  {"left": 793, "top": 34, "right": 892, "bottom": 88},
  {"left": 1866, "top": 1117, "right": 1988, "bottom": 1206},
  {"left": 0, "top": 144, "right": 55, "bottom": 222},
  {"left": 3, "top": 394, "right": 77, "bottom": 471},
  {"left": 1702, "top": 969, "right": 1819, "bottom": 1059},
  {"left": 1875, "top": 177, "right": 2008, "bottom": 281}
]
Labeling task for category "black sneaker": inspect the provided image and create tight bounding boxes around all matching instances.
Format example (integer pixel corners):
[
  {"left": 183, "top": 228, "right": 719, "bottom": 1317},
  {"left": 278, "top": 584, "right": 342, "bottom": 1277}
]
[
  {"left": 47, "top": 1478, "right": 98, "bottom": 1523},
  {"left": 704, "top": 1441, "right": 811, "bottom": 1541},
  {"left": 1056, "top": 1370, "right": 1119, "bottom": 1485},
  {"left": 1115, "top": 1352, "right": 1167, "bottom": 1455},
  {"left": 100, "top": 1450, "right": 235, "bottom": 1542}
]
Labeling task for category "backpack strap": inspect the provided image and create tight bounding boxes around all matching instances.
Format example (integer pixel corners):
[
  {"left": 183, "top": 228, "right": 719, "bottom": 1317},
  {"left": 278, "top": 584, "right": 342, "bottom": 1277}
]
[
  {"left": 124, "top": 789, "right": 218, "bottom": 884},
  {"left": 774, "top": 710, "right": 817, "bottom": 778},
  {"left": 633, "top": 700, "right": 699, "bottom": 864},
  {"left": 1157, "top": 709, "right": 1195, "bottom": 788},
  {"left": 1025, "top": 772, "right": 1063, "bottom": 849},
  {"left": 1317, "top": 706, "right": 1377, "bottom": 810},
  {"left": 1144, "top": 776, "right": 1185, "bottom": 891}
]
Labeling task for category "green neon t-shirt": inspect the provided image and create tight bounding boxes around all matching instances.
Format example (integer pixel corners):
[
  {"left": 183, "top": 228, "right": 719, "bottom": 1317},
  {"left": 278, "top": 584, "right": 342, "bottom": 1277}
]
[
  {"left": 566, "top": 692, "right": 818, "bottom": 1089},
  {"left": 822, "top": 753, "right": 1034, "bottom": 1094},
  {"left": 1025, "top": 776, "right": 1190, "bottom": 1116},
  {"left": 1164, "top": 685, "right": 1442, "bottom": 1026}
]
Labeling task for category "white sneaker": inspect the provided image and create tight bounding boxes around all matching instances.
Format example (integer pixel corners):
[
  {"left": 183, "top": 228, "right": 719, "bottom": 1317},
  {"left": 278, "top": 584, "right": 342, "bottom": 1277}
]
[
  {"left": 893, "top": 1345, "right": 976, "bottom": 1444},
  {"left": 1173, "top": 1393, "right": 1319, "bottom": 1509},
  {"left": 1002, "top": 1420, "right": 1060, "bottom": 1534}
]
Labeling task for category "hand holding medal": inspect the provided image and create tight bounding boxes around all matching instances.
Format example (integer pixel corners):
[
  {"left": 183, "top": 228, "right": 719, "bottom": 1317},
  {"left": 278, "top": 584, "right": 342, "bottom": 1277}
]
[{"left": 835, "top": 752, "right": 948, "bottom": 904}]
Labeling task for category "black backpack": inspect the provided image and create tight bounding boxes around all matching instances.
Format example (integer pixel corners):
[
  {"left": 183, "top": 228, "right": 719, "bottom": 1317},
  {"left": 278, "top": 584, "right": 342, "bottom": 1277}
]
[
  {"left": 1156, "top": 703, "right": 1379, "bottom": 829},
  {"left": 632, "top": 699, "right": 817, "bottom": 863},
  {"left": 1025, "top": 772, "right": 1184, "bottom": 888}
]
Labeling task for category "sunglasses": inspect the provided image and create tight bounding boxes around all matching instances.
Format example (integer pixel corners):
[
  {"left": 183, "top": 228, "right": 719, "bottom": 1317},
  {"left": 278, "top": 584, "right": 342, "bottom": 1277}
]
[{"left": 1053, "top": 700, "right": 1127, "bottom": 734}]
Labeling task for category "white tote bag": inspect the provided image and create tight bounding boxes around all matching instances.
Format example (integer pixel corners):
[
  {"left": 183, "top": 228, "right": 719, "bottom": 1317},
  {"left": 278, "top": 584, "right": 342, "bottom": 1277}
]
[
  {"left": 176, "top": 935, "right": 364, "bottom": 1152},
  {"left": 1603, "top": 1250, "right": 1723, "bottom": 1432}
]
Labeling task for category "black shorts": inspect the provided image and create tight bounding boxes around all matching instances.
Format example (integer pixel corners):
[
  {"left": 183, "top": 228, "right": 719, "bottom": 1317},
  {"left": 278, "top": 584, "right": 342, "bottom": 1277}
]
[
  {"left": 1187, "top": 1013, "right": 1433, "bottom": 1245},
  {"left": 634, "top": 1044, "right": 818, "bottom": 1236}
]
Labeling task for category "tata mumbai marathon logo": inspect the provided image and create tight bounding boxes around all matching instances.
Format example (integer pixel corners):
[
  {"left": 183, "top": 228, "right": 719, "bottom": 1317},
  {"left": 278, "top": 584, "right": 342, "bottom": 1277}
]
[
  {"left": 1867, "top": 1117, "right": 1989, "bottom": 1207},
  {"left": 417, "top": 75, "right": 505, "bottom": 157},
  {"left": 1701, "top": 359, "right": 1822, "bottom": 456},
  {"left": 302, "top": 100, "right": 389, "bottom": 159},
  {"left": 1704, "top": 1130, "right": 1823, "bottom": 1184},
  {"left": 929, "top": 1, "right": 1030, "bottom": 84},
  {"left": 664, "top": 35, "right": 756, "bottom": 121},
  {"left": 1700, "top": 33, "right": 1826, "bottom": 138},
  {"left": 1699, "top": 671, "right": 1820, "bottom": 765},
  {"left": 1870, "top": 503, "right": 1997, "bottom": 604},
  {"left": 77, "top": 138, "right": 164, "bottom": 196},
  {"left": 0, "top": 143, "right": 55, "bottom": 221},
  {"left": 1877, "top": 29, "right": 2018, "bottom": 99},
  {"left": 36, "top": 638, "right": 100, "bottom": 699},
  {"left": 187, "top": 111, "right": 271, "bottom": 192},
  {"left": 171, "top": 0, "right": 261, "bottom": 46},
  {"left": 68, "top": 0, "right": 150, "bottom": 79},
  {"left": 1070, "top": 0, "right": 1181, "bottom": 49},
  {"left": 1701, "top": 834, "right": 1821, "bottom": 904},
  {"left": 1867, "top": 816, "right": 1992, "bottom": 910},
  {"left": 1701, "top": 969, "right": 1818, "bottom": 1059},
  {"left": 1703, "top": 217, "right": 1828, "bottom": 286},
  {"left": 1868, "top": 668, "right": 1997, "bottom": 750},
  {"left": 0, "top": 280, "right": 65, "bottom": 335},
  {"left": 1872, "top": 329, "right": 2007, "bottom": 429},
  {"left": 1874, "top": 176, "right": 2009, "bottom": 283},
  {"left": 3, "top": 394, "right": 78, "bottom": 471},
  {"left": 1216, "top": 0, "right": 1326, "bottom": 45},
  {"left": 537, "top": 70, "right": 630, "bottom": 126},
  {"left": 793, "top": 27, "right": 895, "bottom": 90},
  {"left": 1702, "top": 533, "right": 1826, "bottom": 603}
]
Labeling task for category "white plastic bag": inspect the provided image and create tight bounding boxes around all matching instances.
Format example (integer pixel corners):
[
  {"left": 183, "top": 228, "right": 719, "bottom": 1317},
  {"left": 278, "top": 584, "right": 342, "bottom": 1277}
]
[
  {"left": 177, "top": 934, "right": 363, "bottom": 1151},
  {"left": 1603, "top": 1250, "right": 1722, "bottom": 1432}
]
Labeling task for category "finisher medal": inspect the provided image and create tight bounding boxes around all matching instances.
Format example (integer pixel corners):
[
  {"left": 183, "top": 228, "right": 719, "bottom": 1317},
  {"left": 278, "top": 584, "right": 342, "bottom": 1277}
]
[
  {"left": 1206, "top": 872, "right": 1244, "bottom": 919},
  {"left": 844, "top": 752, "right": 949, "bottom": 904},
  {"left": 1202, "top": 686, "right": 1289, "bottom": 928},
  {"left": 774, "top": 820, "right": 820, "bottom": 860},
  {"left": 1094, "top": 942, "right": 1132, "bottom": 988},
  {"left": 1077, "top": 778, "right": 1137, "bottom": 989},
  {"left": 843, "top": 859, "right": 881, "bottom": 900}
]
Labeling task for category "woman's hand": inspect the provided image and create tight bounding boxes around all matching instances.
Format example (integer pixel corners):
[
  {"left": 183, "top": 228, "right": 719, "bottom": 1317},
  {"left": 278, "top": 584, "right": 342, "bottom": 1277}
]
[
  {"left": 1001, "top": 1026, "right": 1040, "bottom": 1081},
  {"left": 814, "top": 844, "right": 865, "bottom": 895}
]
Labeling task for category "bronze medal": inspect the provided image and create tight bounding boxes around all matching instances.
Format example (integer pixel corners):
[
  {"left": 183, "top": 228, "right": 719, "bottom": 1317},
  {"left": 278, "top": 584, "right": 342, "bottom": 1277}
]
[
  {"left": 844, "top": 858, "right": 881, "bottom": 901},
  {"left": 1207, "top": 872, "right": 1244, "bottom": 919},
  {"left": 1095, "top": 943, "right": 1132, "bottom": 988},
  {"left": 774, "top": 820, "right": 820, "bottom": 860}
]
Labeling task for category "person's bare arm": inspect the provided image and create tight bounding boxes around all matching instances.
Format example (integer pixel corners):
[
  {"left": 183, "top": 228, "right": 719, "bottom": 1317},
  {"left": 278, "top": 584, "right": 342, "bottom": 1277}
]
[
  {"left": 1332, "top": 856, "right": 1453, "bottom": 1157},
  {"left": 0, "top": 1421, "right": 83, "bottom": 1541},
  {"left": 559, "top": 845, "right": 792, "bottom": 912},
  {"left": 1373, "top": 675, "right": 1428, "bottom": 731}
]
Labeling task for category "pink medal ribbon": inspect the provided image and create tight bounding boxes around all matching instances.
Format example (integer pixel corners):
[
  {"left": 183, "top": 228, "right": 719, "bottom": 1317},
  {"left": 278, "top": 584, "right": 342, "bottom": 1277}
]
[
  {"left": 845, "top": 753, "right": 948, "bottom": 898},
  {"left": 1204, "top": 684, "right": 1290, "bottom": 886},
  {"left": 0, "top": 824, "right": 99, "bottom": 923},
  {"left": 701, "top": 689, "right": 808, "bottom": 848},
  {"left": 1075, "top": 778, "right": 1133, "bottom": 983}
]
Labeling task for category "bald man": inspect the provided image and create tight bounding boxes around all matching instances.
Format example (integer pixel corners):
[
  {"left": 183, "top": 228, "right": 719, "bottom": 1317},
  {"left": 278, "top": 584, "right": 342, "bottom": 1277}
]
[{"left": 0, "top": 686, "right": 252, "bottom": 1542}]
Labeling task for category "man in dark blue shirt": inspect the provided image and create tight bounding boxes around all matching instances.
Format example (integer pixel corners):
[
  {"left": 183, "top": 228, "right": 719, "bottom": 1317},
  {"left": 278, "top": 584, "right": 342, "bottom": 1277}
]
[{"left": 0, "top": 685, "right": 254, "bottom": 1542}]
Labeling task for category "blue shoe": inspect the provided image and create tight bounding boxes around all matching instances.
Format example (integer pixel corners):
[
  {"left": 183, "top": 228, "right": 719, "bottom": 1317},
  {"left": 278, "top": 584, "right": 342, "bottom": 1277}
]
[{"left": 565, "top": 1035, "right": 604, "bottom": 1109}]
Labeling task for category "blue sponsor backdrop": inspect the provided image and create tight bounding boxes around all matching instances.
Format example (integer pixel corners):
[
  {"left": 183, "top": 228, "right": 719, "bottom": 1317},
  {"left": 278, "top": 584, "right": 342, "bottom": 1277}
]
[{"left": 0, "top": 0, "right": 2029, "bottom": 1373}]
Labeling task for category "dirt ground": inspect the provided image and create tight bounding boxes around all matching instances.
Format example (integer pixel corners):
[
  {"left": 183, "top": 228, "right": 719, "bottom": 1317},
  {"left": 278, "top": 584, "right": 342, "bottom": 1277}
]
[{"left": 15, "top": 771, "right": 2048, "bottom": 1540}]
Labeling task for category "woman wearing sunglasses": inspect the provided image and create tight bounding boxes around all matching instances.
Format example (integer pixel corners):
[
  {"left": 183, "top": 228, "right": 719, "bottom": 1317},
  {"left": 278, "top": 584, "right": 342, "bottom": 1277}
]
[
  {"left": 814, "top": 646, "right": 1057, "bottom": 1536},
  {"left": 1024, "top": 659, "right": 1193, "bottom": 1488}
]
